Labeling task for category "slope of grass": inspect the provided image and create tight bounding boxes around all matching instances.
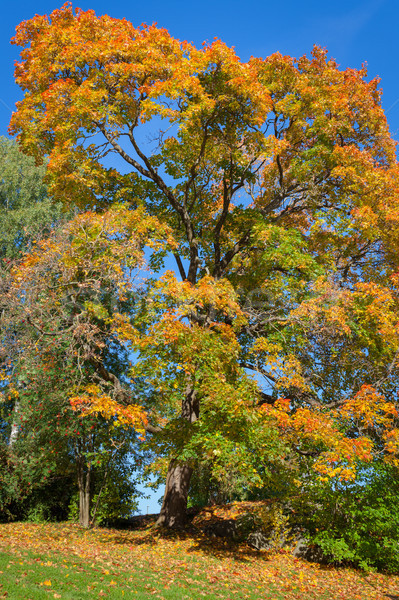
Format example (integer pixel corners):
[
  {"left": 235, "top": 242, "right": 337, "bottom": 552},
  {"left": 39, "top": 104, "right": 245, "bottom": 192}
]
[{"left": 0, "top": 520, "right": 398, "bottom": 599}]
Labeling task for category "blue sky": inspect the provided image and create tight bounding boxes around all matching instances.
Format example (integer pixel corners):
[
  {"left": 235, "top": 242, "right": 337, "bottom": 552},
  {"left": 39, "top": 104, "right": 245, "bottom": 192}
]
[
  {"left": 2, "top": 0, "right": 398, "bottom": 514},
  {"left": 1, "top": 0, "right": 399, "bottom": 139}
]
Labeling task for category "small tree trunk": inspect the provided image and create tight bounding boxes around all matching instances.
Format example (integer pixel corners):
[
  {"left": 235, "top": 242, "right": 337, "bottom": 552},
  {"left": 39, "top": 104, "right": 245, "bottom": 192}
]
[
  {"left": 9, "top": 398, "right": 20, "bottom": 448},
  {"left": 76, "top": 436, "right": 92, "bottom": 528},
  {"left": 157, "top": 385, "right": 198, "bottom": 528},
  {"left": 156, "top": 460, "right": 193, "bottom": 528},
  {"left": 79, "top": 485, "right": 91, "bottom": 528}
]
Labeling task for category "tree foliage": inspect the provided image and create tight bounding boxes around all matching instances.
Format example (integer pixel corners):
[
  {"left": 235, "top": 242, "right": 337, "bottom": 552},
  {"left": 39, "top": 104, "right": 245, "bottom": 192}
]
[
  {"left": 8, "top": 3, "right": 399, "bottom": 528},
  {"left": 0, "top": 205, "right": 168, "bottom": 524},
  {"left": 0, "top": 136, "right": 63, "bottom": 259}
]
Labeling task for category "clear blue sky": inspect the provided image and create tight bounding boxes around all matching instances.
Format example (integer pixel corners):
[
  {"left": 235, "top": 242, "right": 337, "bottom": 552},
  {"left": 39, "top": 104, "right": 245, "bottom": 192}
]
[
  {"left": 2, "top": 0, "right": 398, "bottom": 514},
  {"left": 1, "top": 0, "right": 399, "bottom": 139}
]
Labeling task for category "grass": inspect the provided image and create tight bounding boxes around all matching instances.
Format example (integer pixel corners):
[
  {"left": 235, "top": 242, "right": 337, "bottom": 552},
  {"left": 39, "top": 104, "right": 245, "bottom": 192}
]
[
  {"left": 0, "top": 546, "right": 283, "bottom": 600},
  {"left": 0, "top": 520, "right": 398, "bottom": 599},
  {"left": 0, "top": 548, "right": 277, "bottom": 600}
]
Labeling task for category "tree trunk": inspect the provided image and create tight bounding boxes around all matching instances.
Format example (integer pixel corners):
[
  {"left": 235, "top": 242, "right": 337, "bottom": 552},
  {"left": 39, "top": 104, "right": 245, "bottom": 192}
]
[
  {"left": 79, "top": 485, "right": 91, "bottom": 528},
  {"left": 76, "top": 436, "right": 92, "bottom": 528},
  {"left": 156, "top": 460, "right": 193, "bottom": 528},
  {"left": 156, "top": 386, "right": 198, "bottom": 528},
  {"left": 9, "top": 398, "right": 20, "bottom": 448}
]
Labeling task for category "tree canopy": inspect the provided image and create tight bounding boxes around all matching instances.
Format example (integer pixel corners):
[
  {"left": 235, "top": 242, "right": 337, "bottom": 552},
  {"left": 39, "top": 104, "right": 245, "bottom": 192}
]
[
  {"left": 0, "top": 136, "right": 64, "bottom": 259},
  {"left": 8, "top": 3, "right": 399, "bottom": 527}
]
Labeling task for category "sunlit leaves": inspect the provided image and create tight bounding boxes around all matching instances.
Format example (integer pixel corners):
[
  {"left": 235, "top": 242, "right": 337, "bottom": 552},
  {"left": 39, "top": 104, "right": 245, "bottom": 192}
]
[
  {"left": 8, "top": 4, "right": 399, "bottom": 515},
  {"left": 70, "top": 384, "right": 147, "bottom": 435}
]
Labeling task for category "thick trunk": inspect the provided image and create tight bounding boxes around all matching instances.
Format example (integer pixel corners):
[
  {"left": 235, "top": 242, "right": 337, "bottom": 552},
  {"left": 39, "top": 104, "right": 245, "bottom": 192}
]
[
  {"left": 157, "top": 386, "right": 198, "bottom": 528},
  {"left": 156, "top": 460, "right": 193, "bottom": 528}
]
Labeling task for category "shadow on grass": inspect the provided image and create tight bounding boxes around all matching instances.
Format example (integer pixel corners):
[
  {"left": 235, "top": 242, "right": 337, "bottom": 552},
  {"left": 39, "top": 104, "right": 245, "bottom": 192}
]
[{"left": 99, "top": 514, "right": 274, "bottom": 563}]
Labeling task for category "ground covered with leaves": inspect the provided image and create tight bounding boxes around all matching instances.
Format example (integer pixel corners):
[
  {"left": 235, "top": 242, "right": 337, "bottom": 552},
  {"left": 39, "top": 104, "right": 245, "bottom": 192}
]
[{"left": 0, "top": 516, "right": 398, "bottom": 600}]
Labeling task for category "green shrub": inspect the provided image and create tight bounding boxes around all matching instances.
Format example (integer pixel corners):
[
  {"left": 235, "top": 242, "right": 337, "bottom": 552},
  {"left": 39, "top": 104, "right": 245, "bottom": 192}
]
[{"left": 292, "top": 466, "right": 399, "bottom": 573}]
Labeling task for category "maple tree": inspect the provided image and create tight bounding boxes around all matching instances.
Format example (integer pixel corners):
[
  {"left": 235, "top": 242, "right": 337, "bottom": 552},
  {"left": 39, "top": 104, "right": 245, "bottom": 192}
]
[{"left": 9, "top": 3, "right": 399, "bottom": 528}]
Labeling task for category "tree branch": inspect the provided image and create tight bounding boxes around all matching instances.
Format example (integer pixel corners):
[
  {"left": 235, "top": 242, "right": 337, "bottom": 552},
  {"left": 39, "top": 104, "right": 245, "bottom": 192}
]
[
  {"left": 174, "top": 253, "right": 187, "bottom": 281},
  {"left": 215, "top": 229, "right": 252, "bottom": 278}
]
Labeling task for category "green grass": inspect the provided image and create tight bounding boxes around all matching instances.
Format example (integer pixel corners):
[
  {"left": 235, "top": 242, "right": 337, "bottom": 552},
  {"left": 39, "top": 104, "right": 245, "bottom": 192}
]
[{"left": 0, "top": 548, "right": 284, "bottom": 600}]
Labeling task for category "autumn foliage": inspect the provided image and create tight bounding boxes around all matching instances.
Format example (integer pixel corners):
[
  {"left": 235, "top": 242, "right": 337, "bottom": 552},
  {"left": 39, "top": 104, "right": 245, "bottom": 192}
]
[{"left": 4, "top": 2, "right": 399, "bottom": 536}]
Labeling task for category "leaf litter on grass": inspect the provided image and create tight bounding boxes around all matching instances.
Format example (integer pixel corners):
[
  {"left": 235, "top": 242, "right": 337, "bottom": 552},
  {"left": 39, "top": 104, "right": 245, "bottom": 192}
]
[{"left": 0, "top": 522, "right": 398, "bottom": 599}]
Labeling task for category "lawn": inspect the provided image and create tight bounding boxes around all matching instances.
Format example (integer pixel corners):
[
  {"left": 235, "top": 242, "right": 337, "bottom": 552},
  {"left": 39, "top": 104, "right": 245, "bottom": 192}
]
[{"left": 0, "top": 520, "right": 398, "bottom": 599}]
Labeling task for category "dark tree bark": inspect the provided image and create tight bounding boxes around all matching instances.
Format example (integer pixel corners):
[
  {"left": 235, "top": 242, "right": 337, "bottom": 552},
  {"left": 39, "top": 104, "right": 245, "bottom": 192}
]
[
  {"left": 157, "top": 385, "right": 198, "bottom": 528},
  {"left": 156, "top": 460, "right": 193, "bottom": 528}
]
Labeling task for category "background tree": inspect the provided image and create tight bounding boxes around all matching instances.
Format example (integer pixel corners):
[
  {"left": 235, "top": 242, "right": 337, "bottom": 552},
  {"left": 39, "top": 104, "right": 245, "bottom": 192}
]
[
  {"left": 0, "top": 134, "right": 67, "bottom": 460},
  {"left": 9, "top": 4, "right": 399, "bottom": 527},
  {"left": 0, "top": 206, "right": 168, "bottom": 525},
  {"left": 0, "top": 136, "right": 63, "bottom": 259},
  {"left": 0, "top": 135, "right": 68, "bottom": 520}
]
